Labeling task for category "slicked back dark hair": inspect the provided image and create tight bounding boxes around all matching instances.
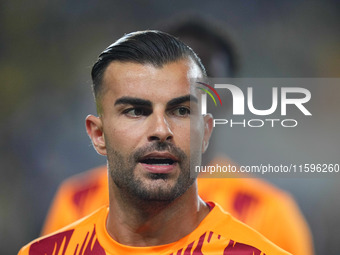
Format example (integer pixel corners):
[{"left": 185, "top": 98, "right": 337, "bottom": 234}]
[{"left": 91, "top": 30, "right": 206, "bottom": 103}]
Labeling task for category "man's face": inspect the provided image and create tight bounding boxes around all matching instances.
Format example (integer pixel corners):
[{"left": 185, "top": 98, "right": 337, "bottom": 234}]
[{"left": 87, "top": 58, "right": 212, "bottom": 201}]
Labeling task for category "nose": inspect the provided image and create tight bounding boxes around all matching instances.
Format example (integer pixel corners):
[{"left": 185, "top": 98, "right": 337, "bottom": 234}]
[{"left": 148, "top": 112, "right": 173, "bottom": 142}]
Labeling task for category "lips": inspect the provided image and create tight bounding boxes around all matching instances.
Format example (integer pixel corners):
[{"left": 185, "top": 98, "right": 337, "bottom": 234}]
[{"left": 138, "top": 152, "right": 179, "bottom": 174}]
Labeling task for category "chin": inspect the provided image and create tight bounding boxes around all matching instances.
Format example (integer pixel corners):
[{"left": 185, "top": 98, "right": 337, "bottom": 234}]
[{"left": 133, "top": 175, "right": 195, "bottom": 202}]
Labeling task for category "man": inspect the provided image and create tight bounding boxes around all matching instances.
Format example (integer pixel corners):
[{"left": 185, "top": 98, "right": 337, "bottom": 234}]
[
  {"left": 19, "top": 30, "right": 290, "bottom": 254},
  {"left": 41, "top": 20, "right": 314, "bottom": 255}
]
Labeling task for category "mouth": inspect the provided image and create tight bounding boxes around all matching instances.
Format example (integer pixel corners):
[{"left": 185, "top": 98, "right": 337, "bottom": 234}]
[
  {"left": 140, "top": 158, "right": 176, "bottom": 165},
  {"left": 138, "top": 152, "right": 178, "bottom": 174}
]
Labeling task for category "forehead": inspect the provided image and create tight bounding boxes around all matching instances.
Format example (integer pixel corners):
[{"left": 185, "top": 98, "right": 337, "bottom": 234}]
[{"left": 101, "top": 59, "right": 203, "bottom": 103}]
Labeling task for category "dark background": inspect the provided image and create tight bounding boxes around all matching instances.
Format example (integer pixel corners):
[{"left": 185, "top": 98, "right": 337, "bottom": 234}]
[{"left": 1, "top": 1, "right": 339, "bottom": 254}]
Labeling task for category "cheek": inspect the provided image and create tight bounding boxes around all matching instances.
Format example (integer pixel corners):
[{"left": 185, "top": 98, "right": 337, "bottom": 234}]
[
  {"left": 173, "top": 121, "right": 202, "bottom": 151},
  {"left": 104, "top": 121, "right": 146, "bottom": 152},
  {"left": 189, "top": 121, "right": 205, "bottom": 151}
]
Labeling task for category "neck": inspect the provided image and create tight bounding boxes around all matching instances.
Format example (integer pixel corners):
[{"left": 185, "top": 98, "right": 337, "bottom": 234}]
[{"left": 106, "top": 179, "right": 209, "bottom": 247}]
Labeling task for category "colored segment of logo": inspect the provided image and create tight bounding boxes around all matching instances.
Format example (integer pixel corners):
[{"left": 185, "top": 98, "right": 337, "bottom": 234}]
[{"left": 196, "top": 82, "right": 222, "bottom": 106}]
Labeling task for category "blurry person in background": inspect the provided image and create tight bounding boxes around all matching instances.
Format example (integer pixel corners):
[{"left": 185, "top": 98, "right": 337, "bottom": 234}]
[
  {"left": 19, "top": 30, "right": 291, "bottom": 255},
  {"left": 40, "top": 18, "right": 313, "bottom": 255}
]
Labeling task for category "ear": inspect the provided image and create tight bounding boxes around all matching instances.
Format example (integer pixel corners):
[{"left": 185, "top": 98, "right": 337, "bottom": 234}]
[
  {"left": 85, "top": 115, "right": 107, "bottom": 155},
  {"left": 202, "top": 114, "right": 214, "bottom": 153}
]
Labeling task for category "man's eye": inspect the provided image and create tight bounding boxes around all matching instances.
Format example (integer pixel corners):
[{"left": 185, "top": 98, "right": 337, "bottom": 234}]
[
  {"left": 172, "top": 107, "right": 190, "bottom": 117},
  {"left": 123, "top": 108, "right": 149, "bottom": 117}
]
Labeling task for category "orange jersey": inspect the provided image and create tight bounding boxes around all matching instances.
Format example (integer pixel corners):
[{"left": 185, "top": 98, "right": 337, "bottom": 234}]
[
  {"left": 20, "top": 203, "right": 291, "bottom": 255},
  {"left": 41, "top": 162, "right": 313, "bottom": 255}
]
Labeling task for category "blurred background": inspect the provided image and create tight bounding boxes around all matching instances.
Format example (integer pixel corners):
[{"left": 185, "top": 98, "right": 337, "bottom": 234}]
[{"left": 1, "top": 0, "right": 339, "bottom": 254}]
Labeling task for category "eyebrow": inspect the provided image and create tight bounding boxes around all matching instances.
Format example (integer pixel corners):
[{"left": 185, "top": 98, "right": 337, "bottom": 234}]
[
  {"left": 167, "top": 95, "right": 198, "bottom": 107},
  {"left": 114, "top": 97, "right": 152, "bottom": 107},
  {"left": 114, "top": 94, "right": 198, "bottom": 107}
]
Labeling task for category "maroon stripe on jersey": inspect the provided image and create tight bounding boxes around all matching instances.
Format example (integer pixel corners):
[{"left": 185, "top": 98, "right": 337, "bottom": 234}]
[
  {"left": 29, "top": 230, "right": 74, "bottom": 255},
  {"left": 73, "top": 182, "right": 100, "bottom": 210},
  {"left": 176, "top": 249, "right": 183, "bottom": 255},
  {"left": 78, "top": 230, "right": 89, "bottom": 254},
  {"left": 74, "top": 244, "right": 79, "bottom": 255},
  {"left": 207, "top": 231, "right": 213, "bottom": 243},
  {"left": 76, "top": 225, "right": 105, "bottom": 255},
  {"left": 223, "top": 239, "right": 262, "bottom": 255},
  {"left": 233, "top": 192, "right": 258, "bottom": 221},
  {"left": 183, "top": 241, "right": 194, "bottom": 254},
  {"left": 192, "top": 232, "right": 206, "bottom": 254}
]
